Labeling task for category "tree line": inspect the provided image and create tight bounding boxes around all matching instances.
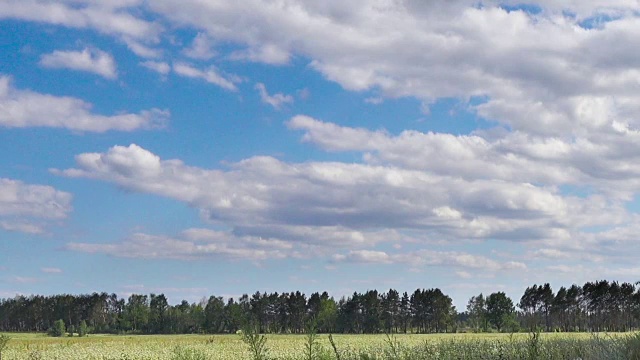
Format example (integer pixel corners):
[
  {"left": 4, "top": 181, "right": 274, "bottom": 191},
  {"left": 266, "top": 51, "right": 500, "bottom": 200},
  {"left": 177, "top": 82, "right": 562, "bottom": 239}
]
[{"left": 1, "top": 280, "right": 639, "bottom": 335}]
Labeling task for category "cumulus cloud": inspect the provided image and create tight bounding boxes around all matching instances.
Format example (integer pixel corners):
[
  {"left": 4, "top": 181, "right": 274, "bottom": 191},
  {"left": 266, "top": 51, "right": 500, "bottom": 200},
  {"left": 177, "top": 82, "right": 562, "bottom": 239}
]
[
  {"left": 173, "top": 63, "right": 239, "bottom": 91},
  {"left": 56, "top": 143, "right": 622, "bottom": 251},
  {"left": 39, "top": 48, "right": 117, "bottom": 79},
  {"left": 255, "top": 83, "right": 294, "bottom": 109},
  {"left": 0, "top": 76, "right": 169, "bottom": 132},
  {"left": 287, "top": 115, "right": 640, "bottom": 198}
]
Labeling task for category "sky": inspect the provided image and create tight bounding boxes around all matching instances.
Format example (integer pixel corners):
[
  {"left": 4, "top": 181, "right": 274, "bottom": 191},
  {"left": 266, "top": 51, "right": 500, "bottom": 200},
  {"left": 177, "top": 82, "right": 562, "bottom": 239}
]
[{"left": 2, "top": 0, "right": 640, "bottom": 309}]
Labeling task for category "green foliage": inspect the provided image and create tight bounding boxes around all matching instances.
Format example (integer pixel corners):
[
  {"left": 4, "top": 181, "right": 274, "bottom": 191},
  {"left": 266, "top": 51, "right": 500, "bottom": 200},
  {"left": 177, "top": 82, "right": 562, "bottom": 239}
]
[
  {"left": 124, "top": 294, "right": 150, "bottom": 333},
  {"left": 241, "top": 325, "right": 269, "bottom": 360},
  {"left": 68, "top": 324, "right": 75, "bottom": 337},
  {"left": 525, "top": 331, "right": 541, "bottom": 360},
  {"left": 502, "top": 313, "right": 521, "bottom": 333},
  {"left": 383, "top": 333, "right": 404, "bottom": 359},
  {"left": 49, "top": 319, "right": 66, "bottom": 337},
  {"left": 625, "top": 332, "right": 640, "bottom": 360},
  {"left": 466, "top": 294, "right": 488, "bottom": 332},
  {"left": 79, "top": 320, "right": 89, "bottom": 337},
  {"left": 172, "top": 346, "right": 207, "bottom": 360},
  {"left": 486, "top": 292, "right": 515, "bottom": 332},
  {"left": 317, "top": 297, "right": 338, "bottom": 333},
  {"left": 304, "top": 319, "right": 320, "bottom": 360}
]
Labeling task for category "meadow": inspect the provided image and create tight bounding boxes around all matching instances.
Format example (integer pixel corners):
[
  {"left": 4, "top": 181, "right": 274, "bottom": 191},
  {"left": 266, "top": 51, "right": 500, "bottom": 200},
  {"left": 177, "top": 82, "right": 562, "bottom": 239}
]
[{"left": 2, "top": 332, "right": 640, "bottom": 360}]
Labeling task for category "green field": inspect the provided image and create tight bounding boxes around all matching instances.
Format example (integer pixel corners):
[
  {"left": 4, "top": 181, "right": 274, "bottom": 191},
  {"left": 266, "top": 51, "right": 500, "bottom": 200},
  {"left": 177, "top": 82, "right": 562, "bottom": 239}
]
[{"left": 2, "top": 332, "right": 640, "bottom": 360}]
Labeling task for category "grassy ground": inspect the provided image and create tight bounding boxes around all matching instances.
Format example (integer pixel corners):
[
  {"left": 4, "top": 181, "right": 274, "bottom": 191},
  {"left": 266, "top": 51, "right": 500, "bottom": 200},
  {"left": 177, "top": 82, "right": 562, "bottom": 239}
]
[{"left": 0, "top": 332, "right": 637, "bottom": 359}]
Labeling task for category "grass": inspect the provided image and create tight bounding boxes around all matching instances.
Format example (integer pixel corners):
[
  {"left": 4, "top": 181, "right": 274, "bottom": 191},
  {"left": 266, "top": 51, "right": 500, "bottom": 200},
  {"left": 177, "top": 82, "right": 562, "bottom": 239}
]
[{"left": 1, "top": 332, "right": 638, "bottom": 359}]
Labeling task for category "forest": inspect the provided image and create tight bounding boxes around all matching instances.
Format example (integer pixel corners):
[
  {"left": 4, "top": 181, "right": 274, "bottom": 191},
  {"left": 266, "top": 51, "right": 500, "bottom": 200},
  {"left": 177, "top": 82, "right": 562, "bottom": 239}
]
[{"left": 1, "top": 280, "right": 638, "bottom": 335}]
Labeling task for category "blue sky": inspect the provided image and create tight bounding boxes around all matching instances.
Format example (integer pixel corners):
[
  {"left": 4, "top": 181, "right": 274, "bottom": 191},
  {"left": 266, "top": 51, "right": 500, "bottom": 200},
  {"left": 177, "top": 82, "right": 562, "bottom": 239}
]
[{"left": 2, "top": 1, "right": 640, "bottom": 309}]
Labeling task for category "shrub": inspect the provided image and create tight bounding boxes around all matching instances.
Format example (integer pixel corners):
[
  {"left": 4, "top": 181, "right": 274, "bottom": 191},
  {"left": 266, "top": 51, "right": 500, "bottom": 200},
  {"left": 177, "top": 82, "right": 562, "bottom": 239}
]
[
  {"left": 49, "top": 319, "right": 66, "bottom": 337},
  {"left": 78, "top": 320, "right": 89, "bottom": 337},
  {"left": 241, "top": 325, "right": 269, "bottom": 360},
  {"left": 304, "top": 319, "right": 320, "bottom": 360}
]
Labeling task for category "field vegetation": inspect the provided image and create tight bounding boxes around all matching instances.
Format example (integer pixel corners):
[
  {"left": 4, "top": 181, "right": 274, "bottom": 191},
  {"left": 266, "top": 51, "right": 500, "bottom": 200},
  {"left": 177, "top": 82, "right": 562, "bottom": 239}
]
[{"left": 1, "top": 331, "right": 640, "bottom": 360}]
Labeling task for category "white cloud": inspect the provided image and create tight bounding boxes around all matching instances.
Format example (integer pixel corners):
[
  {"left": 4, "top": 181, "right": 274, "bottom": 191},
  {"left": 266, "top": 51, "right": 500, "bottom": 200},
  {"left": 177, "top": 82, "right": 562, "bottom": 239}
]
[
  {"left": 297, "top": 88, "right": 310, "bottom": 100},
  {"left": 5, "top": 1, "right": 640, "bottom": 138},
  {"left": 173, "top": 63, "right": 238, "bottom": 91},
  {"left": 530, "top": 248, "right": 572, "bottom": 259},
  {"left": 55, "top": 139, "right": 640, "bottom": 271},
  {"left": 0, "top": 1, "right": 166, "bottom": 59},
  {"left": 183, "top": 32, "right": 216, "bottom": 60},
  {"left": 0, "top": 178, "right": 71, "bottom": 235},
  {"left": 0, "top": 76, "right": 169, "bottom": 132},
  {"left": 365, "top": 97, "right": 383, "bottom": 105},
  {"left": 228, "top": 43, "right": 291, "bottom": 65},
  {"left": 9, "top": 276, "right": 39, "bottom": 284},
  {"left": 123, "top": 37, "right": 162, "bottom": 58},
  {"left": 332, "top": 250, "right": 391, "bottom": 264},
  {"left": 231, "top": 224, "right": 401, "bottom": 247},
  {"left": 332, "top": 249, "right": 525, "bottom": 273},
  {"left": 0, "top": 178, "right": 72, "bottom": 220},
  {"left": 63, "top": 196, "right": 411, "bottom": 263},
  {"left": 41, "top": 267, "right": 63, "bottom": 274},
  {"left": 0, "top": 0, "right": 161, "bottom": 41},
  {"left": 56, "top": 143, "right": 610, "bottom": 248},
  {"left": 140, "top": 60, "right": 171, "bottom": 75},
  {"left": 40, "top": 48, "right": 117, "bottom": 79},
  {"left": 255, "top": 83, "right": 294, "bottom": 109},
  {"left": 546, "top": 265, "right": 575, "bottom": 274},
  {"left": 67, "top": 230, "right": 293, "bottom": 261},
  {"left": 143, "top": 1, "right": 640, "bottom": 140},
  {"left": 287, "top": 115, "right": 640, "bottom": 198},
  {"left": 0, "top": 221, "right": 44, "bottom": 235}
]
